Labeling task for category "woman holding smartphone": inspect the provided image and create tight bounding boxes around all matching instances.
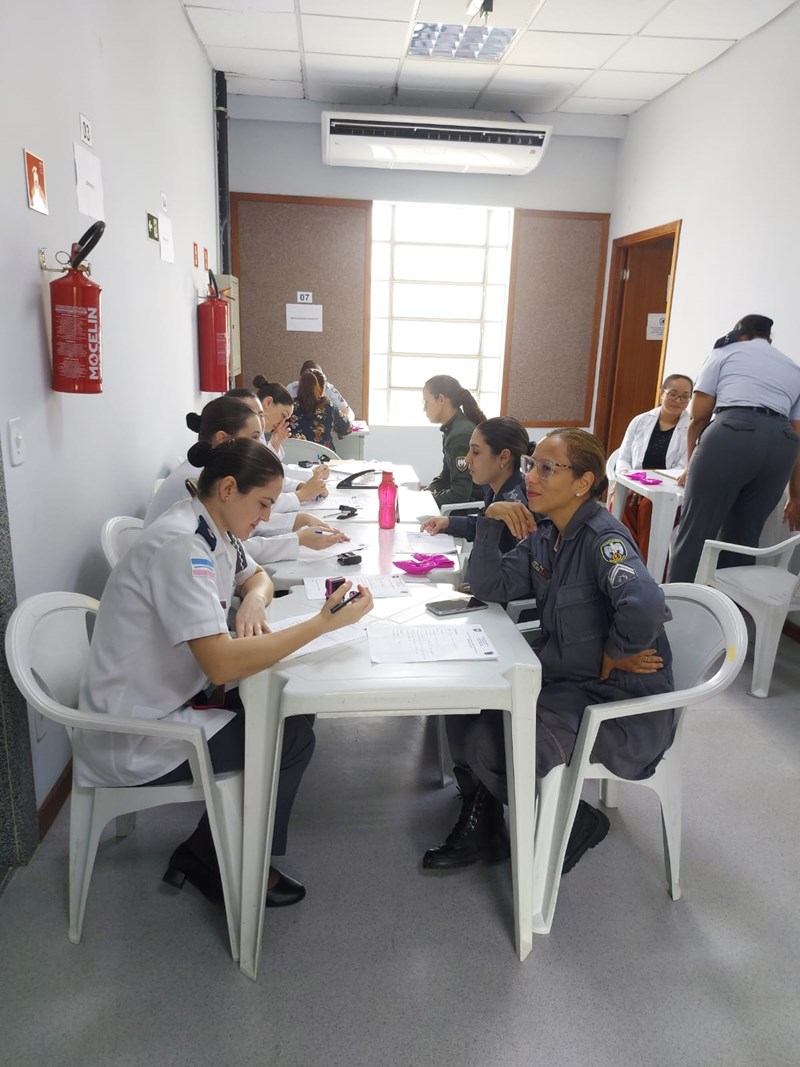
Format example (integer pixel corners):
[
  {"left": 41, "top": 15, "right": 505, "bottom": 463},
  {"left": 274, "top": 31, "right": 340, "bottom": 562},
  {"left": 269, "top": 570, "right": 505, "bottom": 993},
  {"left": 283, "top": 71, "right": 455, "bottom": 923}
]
[
  {"left": 77, "top": 438, "right": 373, "bottom": 909},
  {"left": 422, "top": 429, "right": 674, "bottom": 876},
  {"left": 420, "top": 416, "right": 532, "bottom": 554}
]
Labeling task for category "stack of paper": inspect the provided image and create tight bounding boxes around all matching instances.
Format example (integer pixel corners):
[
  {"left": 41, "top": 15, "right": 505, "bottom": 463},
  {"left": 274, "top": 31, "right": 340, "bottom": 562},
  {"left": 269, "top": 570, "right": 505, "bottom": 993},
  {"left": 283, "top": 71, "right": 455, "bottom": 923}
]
[
  {"left": 268, "top": 611, "right": 367, "bottom": 660},
  {"left": 303, "top": 575, "right": 409, "bottom": 599},
  {"left": 367, "top": 623, "right": 497, "bottom": 663}
]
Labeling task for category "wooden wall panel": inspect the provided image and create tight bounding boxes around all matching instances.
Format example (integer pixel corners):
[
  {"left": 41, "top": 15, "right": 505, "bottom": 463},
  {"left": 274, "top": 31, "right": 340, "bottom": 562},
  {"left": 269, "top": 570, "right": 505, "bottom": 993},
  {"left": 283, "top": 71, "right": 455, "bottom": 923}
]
[
  {"left": 502, "top": 211, "right": 608, "bottom": 426},
  {"left": 232, "top": 194, "right": 371, "bottom": 416}
]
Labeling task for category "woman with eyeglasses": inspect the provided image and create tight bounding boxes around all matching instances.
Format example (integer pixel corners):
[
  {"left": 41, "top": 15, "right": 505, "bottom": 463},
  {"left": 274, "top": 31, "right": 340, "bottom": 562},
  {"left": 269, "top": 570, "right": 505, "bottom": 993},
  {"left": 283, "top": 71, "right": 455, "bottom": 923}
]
[
  {"left": 419, "top": 416, "right": 533, "bottom": 554},
  {"left": 613, "top": 374, "right": 693, "bottom": 561},
  {"left": 421, "top": 375, "right": 487, "bottom": 506},
  {"left": 422, "top": 429, "right": 674, "bottom": 876}
]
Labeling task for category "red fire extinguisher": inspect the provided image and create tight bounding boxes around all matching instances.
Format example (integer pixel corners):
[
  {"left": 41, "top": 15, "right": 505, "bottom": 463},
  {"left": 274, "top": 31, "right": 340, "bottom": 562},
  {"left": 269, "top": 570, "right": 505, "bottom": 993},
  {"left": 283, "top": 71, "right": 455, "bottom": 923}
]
[
  {"left": 50, "top": 222, "right": 106, "bottom": 394},
  {"left": 198, "top": 269, "right": 230, "bottom": 392}
]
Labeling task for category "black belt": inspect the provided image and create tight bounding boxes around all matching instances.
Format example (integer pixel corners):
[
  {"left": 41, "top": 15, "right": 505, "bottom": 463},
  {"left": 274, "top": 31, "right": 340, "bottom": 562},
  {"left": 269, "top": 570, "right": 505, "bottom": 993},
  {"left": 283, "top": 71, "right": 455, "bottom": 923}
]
[{"left": 714, "top": 405, "right": 786, "bottom": 418}]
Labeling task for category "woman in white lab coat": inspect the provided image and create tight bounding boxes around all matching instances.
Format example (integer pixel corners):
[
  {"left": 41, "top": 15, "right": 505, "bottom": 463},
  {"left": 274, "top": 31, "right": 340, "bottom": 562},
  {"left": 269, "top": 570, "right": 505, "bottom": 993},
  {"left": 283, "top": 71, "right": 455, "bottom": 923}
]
[
  {"left": 78, "top": 438, "right": 373, "bottom": 907},
  {"left": 614, "top": 373, "right": 693, "bottom": 560}
]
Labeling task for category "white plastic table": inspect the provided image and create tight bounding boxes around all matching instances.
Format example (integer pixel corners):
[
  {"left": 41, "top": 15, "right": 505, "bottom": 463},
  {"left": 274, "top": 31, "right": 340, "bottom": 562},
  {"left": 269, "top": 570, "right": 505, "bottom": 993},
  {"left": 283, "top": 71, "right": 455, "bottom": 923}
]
[
  {"left": 610, "top": 471, "right": 684, "bottom": 580},
  {"left": 265, "top": 522, "right": 462, "bottom": 591},
  {"left": 302, "top": 487, "right": 438, "bottom": 524},
  {"left": 334, "top": 421, "right": 369, "bottom": 461},
  {"left": 237, "top": 584, "right": 541, "bottom": 980}
]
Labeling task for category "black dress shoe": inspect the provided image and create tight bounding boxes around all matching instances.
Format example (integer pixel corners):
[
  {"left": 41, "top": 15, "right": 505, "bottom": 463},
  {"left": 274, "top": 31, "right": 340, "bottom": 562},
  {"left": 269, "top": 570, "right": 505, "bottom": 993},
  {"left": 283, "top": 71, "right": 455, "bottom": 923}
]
[
  {"left": 562, "top": 800, "right": 610, "bottom": 875},
  {"left": 422, "top": 783, "right": 510, "bottom": 871},
  {"left": 266, "top": 869, "right": 305, "bottom": 908},
  {"left": 163, "top": 844, "right": 305, "bottom": 908}
]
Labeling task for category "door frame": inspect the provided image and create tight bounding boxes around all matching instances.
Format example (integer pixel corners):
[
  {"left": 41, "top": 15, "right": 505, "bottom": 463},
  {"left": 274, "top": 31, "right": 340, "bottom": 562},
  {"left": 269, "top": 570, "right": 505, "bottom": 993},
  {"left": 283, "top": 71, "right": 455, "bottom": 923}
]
[{"left": 594, "top": 219, "right": 682, "bottom": 449}]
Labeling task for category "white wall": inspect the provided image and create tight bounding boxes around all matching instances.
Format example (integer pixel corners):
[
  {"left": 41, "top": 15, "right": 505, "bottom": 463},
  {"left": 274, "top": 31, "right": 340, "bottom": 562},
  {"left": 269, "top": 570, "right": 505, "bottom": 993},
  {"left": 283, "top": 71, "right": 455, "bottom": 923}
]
[
  {"left": 609, "top": 2, "right": 800, "bottom": 383},
  {"left": 1, "top": 0, "right": 219, "bottom": 803}
]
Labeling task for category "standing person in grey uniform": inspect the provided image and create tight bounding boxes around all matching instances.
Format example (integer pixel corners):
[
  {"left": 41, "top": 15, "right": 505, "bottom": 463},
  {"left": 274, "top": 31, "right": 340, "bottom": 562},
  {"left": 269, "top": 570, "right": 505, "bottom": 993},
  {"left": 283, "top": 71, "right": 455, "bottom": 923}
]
[
  {"left": 422, "top": 429, "right": 674, "bottom": 876},
  {"left": 668, "top": 315, "right": 800, "bottom": 582}
]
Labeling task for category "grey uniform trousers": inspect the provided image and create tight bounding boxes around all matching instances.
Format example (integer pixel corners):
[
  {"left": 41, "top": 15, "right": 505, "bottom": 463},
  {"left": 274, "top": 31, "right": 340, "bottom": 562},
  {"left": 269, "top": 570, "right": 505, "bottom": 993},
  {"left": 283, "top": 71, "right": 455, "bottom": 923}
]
[{"left": 668, "top": 409, "right": 799, "bottom": 583}]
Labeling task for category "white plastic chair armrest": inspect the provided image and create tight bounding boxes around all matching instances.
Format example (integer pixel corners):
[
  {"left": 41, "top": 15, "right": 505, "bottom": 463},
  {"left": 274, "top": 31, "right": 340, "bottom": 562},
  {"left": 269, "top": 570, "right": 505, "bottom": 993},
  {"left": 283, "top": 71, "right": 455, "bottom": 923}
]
[
  {"left": 441, "top": 501, "right": 482, "bottom": 517},
  {"left": 696, "top": 533, "right": 800, "bottom": 585}
]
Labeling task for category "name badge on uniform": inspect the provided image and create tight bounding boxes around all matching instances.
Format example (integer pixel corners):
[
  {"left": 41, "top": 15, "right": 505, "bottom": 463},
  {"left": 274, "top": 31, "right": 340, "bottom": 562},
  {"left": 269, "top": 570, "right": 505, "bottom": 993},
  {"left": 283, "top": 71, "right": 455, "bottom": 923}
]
[{"left": 531, "top": 557, "right": 550, "bottom": 580}]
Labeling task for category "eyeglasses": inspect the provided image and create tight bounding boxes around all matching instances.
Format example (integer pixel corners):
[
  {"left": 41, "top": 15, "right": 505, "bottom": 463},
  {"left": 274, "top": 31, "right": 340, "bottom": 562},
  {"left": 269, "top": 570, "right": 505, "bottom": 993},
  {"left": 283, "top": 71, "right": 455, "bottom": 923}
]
[
  {"left": 521, "top": 455, "right": 574, "bottom": 480},
  {"left": 663, "top": 390, "right": 692, "bottom": 402}
]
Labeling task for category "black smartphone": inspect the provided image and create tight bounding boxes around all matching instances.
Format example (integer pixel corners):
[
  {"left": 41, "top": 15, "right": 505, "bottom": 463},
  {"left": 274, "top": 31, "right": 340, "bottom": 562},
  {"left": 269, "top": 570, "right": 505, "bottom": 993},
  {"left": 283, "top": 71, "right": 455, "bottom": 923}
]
[
  {"left": 324, "top": 576, "right": 347, "bottom": 599},
  {"left": 425, "top": 596, "right": 488, "bottom": 617}
]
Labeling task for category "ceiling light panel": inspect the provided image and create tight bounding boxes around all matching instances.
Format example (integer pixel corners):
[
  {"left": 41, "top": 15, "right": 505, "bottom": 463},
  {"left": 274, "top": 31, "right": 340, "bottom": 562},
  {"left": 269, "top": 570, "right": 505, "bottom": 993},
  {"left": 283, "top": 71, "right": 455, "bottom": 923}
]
[
  {"left": 186, "top": 8, "right": 298, "bottom": 50},
  {"left": 408, "top": 23, "right": 518, "bottom": 61},
  {"left": 531, "top": 0, "right": 670, "bottom": 36},
  {"left": 606, "top": 36, "right": 733, "bottom": 75},
  {"left": 301, "top": 15, "right": 410, "bottom": 57},
  {"left": 510, "top": 31, "right": 627, "bottom": 68},
  {"left": 641, "top": 0, "right": 796, "bottom": 40}
]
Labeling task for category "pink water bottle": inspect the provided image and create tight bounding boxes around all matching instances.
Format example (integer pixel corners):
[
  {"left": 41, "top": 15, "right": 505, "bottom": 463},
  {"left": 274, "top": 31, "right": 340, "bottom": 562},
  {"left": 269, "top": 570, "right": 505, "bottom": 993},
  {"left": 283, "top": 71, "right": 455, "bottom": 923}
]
[{"left": 378, "top": 470, "right": 397, "bottom": 530}]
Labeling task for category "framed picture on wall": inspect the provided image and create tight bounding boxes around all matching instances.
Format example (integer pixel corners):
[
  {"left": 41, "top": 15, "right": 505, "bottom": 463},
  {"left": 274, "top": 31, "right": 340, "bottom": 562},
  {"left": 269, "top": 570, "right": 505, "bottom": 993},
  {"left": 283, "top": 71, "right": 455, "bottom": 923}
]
[{"left": 24, "top": 149, "right": 48, "bottom": 215}]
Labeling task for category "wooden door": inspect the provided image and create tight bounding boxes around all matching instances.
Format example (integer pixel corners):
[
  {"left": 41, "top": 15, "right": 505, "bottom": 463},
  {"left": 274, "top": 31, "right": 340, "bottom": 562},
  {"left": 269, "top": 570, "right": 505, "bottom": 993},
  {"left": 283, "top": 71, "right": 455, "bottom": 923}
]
[{"left": 594, "top": 221, "right": 681, "bottom": 453}]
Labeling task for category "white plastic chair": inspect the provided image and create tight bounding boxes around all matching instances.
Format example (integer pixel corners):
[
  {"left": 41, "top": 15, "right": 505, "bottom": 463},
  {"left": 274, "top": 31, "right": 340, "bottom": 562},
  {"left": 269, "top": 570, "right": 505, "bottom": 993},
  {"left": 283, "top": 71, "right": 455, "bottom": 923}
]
[
  {"left": 695, "top": 533, "right": 800, "bottom": 698},
  {"left": 531, "top": 583, "right": 747, "bottom": 935},
  {"left": 100, "top": 516, "right": 143, "bottom": 569},
  {"left": 4, "top": 592, "right": 243, "bottom": 958},
  {"left": 282, "top": 439, "right": 341, "bottom": 464},
  {"left": 152, "top": 477, "right": 165, "bottom": 499}
]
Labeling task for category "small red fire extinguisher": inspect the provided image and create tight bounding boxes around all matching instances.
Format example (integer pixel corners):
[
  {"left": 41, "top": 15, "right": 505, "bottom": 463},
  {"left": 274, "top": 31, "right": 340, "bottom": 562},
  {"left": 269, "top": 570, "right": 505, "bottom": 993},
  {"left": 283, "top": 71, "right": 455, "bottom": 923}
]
[
  {"left": 50, "top": 222, "right": 106, "bottom": 394},
  {"left": 197, "top": 269, "right": 230, "bottom": 392}
]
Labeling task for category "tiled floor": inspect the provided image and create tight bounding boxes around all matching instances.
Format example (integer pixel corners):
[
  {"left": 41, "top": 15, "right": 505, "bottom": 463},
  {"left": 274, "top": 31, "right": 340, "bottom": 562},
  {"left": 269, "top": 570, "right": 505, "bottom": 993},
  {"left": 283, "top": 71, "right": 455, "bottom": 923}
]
[{"left": 0, "top": 638, "right": 798, "bottom": 1067}]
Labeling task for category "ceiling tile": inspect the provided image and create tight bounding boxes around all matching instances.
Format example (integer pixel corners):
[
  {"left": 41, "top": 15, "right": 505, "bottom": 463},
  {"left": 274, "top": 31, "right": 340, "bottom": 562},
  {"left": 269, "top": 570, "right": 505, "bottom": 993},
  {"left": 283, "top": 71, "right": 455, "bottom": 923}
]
[
  {"left": 416, "top": 0, "right": 538, "bottom": 23},
  {"left": 509, "top": 30, "right": 627, "bottom": 68},
  {"left": 186, "top": 8, "right": 298, "bottom": 50},
  {"left": 391, "top": 87, "right": 483, "bottom": 108},
  {"left": 478, "top": 90, "right": 570, "bottom": 112},
  {"left": 399, "top": 58, "right": 496, "bottom": 91},
  {"left": 558, "top": 96, "right": 647, "bottom": 115},
  {"left": 301, "top": 15, "right": 410, "bottom": 57},
  {"left": 641, "top": 0, "right": 796, "bottom": 40},
  {"left": 575, "top": 69, "right": 684, "bottom": 99},
  {"left": 226, "top": 76, "right": 305, "bottom": 97},
  {"left": 188, "top": 1, "right": 295, "bottom": 11},
  {"left": 300, "top": 0, "right": 415, "bottom": 16},
  {"left": 205, "top": 45, "right": 302, "bottom": 79},
  {"left": 307, "top": 82, "right": 394, "bottom": 105},
  {"left": 606, "top": 35, "right": 733, "bottom": 74},
  {"left": 490, "top": 64, "right": 591, "bottom": 93},
  {"left": 531, "top": 0, "right": 669, "bottom": 35},
  {"left": 305, "top": 54, "right": 399, "bottom": 84}
]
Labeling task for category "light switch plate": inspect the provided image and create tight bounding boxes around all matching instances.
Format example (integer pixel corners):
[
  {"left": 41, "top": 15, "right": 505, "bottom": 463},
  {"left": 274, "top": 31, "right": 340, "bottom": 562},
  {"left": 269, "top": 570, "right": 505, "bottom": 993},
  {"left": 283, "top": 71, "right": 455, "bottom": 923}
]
[{"left": 8, "top": 418, "right": 24, "bottom": 466}]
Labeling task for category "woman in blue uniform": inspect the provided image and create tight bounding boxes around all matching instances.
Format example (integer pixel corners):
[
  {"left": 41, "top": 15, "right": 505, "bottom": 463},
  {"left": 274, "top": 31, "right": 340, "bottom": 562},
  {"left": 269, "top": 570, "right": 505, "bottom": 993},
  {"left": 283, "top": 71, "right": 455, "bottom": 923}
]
[
  {"left": 77, "top": 438, "right": 373, "bottom": 907},
  {"left": 419, "top": 416, "right": 532, "bottom": 554},
  {"left": 422, "top": 429, "right": 674, "bottom": 874},
  {"left": 422, "top": 375, "right": 487, "bottom": 506}
]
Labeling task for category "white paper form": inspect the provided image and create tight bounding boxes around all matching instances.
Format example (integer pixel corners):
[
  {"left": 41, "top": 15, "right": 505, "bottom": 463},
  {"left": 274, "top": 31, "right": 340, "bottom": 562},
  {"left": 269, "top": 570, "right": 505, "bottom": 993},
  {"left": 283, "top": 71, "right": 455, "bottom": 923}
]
[
  {"left": 303, "top": 493, "right": 362, "bottom": 512},
  {"left": 399, "top": 531, "right": 458, "bottom": 555},
  {"left": 297, "top": 542, "right": 367, "bottom": 562},
  {"left": 268, "top": 612, "right": 366, "bottom": 660},
  {"left": 73, "top": 142, "right": 104, "bottom": 219},
  {"left": 368, "top": 623, "right": 498, "bottom": 663},
  {"left": 304, "top": 575, "right": 409, "bottom": 600}
]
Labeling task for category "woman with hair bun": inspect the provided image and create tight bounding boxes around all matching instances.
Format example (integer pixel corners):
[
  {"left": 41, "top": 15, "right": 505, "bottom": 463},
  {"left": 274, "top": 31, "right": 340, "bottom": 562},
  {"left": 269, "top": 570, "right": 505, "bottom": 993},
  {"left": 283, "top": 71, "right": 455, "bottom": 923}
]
[
  {"left": 77, "top": 437, "right": 373, "bottom": 910},
  {"left": 422, "top": 429, "right": 674, "bottom": 878},
  {"left": 145, "top": 397, "right": 349, "bottom": 560},
  {"left": 420, "top": 416, "right": 533, "bottom": 554},
  {"left": 422, "top": 375, "right": 487, "bottom": 506}
]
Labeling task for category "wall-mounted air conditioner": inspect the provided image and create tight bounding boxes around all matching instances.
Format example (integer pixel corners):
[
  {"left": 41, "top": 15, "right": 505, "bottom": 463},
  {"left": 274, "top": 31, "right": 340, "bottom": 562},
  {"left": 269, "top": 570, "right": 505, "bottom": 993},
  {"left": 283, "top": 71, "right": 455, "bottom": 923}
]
[{"left": 321, "top": 111, "right": 552, "bottom": 176}]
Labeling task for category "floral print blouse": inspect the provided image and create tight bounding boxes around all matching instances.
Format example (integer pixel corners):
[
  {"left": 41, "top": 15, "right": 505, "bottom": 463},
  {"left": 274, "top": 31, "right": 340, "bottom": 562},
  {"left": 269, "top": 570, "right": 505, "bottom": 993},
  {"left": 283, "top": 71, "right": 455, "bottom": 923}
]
[{"left": 289, "top": 397, "right": 352, "bottom": 450}]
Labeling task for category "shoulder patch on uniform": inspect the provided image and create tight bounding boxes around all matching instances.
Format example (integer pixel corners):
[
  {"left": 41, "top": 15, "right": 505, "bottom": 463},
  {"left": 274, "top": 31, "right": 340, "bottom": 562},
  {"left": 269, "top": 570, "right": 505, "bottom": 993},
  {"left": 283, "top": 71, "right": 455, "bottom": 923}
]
[
  {"left": 191, "top": 556, "right": 216, "bottom": 582},
  {"left": 195, "top": 515, "right": 216, "bottom": 551},
  {"left": 600, "top": 537, "right": 628, "bottom": 564},
  {"left": 455, "top": 455, "right": 468, "bottom": 472},
  {"left": 608, "top": 562, "right": 637, "bottom": 589}
]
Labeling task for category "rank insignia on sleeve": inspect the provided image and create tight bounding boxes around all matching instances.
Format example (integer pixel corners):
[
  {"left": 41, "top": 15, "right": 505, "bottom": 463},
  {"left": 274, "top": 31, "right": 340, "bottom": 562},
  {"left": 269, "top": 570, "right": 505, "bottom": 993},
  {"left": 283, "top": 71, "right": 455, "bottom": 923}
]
[
  {"left": 455, "top": 455, "right": 468, "bottom": 471},
  {"left": 600, "top": 538, "right": 628, "bottom": 563},
  {"left": 608, "top": 562, "right": 637, "bottom": 588}
]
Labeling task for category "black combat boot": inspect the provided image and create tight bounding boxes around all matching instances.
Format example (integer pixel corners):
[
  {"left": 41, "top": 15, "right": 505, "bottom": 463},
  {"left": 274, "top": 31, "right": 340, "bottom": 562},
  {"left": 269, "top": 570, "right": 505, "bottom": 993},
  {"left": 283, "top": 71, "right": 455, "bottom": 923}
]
[{"left": 422, "top": 782, "right": 510, "bottom": 870}]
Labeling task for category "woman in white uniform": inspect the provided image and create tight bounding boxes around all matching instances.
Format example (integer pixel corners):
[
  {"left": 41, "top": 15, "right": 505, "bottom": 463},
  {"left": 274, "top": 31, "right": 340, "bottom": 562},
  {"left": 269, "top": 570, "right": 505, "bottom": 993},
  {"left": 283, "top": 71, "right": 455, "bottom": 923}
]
[
  {"left": 77, "top": 438, "right": 373, "bottom": 907},
  {"left": 614, "top": 374, "right": 693, "bottom": 561},
  {"left": 145, "top": 397, "right": 348, "bottom": 562}
]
